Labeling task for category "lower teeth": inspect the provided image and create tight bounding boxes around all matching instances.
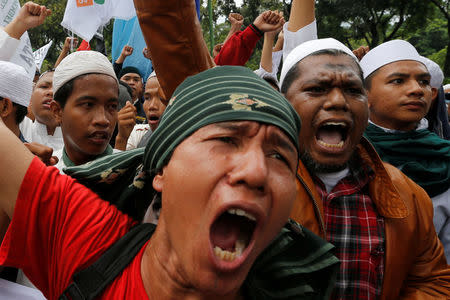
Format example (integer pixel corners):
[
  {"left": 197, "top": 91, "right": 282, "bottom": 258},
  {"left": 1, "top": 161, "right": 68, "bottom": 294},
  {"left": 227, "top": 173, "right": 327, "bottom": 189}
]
[
  {"left": 214, "top": 239, "right": 246, "bottom": 262},
  {"left": 318, "top": 140, "right": 344, "bottom": 148}
]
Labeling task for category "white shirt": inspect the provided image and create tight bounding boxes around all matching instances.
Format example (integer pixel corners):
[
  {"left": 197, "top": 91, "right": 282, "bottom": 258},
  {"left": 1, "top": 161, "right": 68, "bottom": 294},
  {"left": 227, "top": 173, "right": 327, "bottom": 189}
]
[
  {"left": 0, "top": 28, "right": 20, "bottom": 61},
  {"left": 126, "top": 124, "right": 151, "bottom": 150},
  {"left": 283, "top": 19, "right": 318, "bottom": 63},
  {"left": 316, "top": 168, "right": 350, "bottom": 193},
  {"left": 19, "top": 117, "right": 64, "bottom": 150}
]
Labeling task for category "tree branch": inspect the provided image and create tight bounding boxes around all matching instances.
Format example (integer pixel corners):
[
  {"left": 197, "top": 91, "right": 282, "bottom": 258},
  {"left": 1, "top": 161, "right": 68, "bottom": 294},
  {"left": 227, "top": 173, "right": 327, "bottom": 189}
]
[{"left": 430, "top": 0, "right": 449, "bottom": 20}]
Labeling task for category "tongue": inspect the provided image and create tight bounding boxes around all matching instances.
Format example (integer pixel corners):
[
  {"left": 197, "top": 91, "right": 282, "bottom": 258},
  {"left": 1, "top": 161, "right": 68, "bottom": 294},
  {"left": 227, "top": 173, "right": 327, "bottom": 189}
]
[
  {"left": 210, "top": 214, "right": 241, "bottom": 251},
  {"left": 317, "top": 127, "right": 343, "bottom": 144}
]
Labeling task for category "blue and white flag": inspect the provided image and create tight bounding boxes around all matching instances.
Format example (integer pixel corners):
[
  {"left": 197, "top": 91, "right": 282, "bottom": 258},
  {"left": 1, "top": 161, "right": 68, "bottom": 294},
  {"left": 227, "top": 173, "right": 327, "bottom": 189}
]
[
  {"left": 62, "top": 0, "right": 136, "bottom": 42},
  {"left": 112, "top": 17, "right": 153, "bottom": 81}
]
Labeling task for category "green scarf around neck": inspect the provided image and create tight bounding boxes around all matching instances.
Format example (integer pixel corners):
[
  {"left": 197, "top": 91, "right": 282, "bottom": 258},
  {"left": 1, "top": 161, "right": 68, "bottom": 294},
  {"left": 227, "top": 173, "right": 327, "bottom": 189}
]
[
  {"left": 364, "top": 123, "right": 450, "bottom": 197},
  {"left": 62, "top": 144, "right": 114, "bottom": 168}
]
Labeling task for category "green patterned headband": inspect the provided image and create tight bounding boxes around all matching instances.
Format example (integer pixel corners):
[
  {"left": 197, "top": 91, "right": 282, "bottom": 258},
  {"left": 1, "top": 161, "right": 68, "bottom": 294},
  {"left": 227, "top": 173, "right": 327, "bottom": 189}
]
[{"left": 143, "top": 66, "right": 301, "bottom": 174}]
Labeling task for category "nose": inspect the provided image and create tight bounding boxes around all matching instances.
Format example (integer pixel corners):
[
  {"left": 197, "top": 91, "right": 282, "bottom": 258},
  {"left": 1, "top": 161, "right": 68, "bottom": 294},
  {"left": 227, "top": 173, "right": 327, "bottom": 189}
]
[
  {"left": 227, "top": 144, "right": 268, "bottom": 193},
  {"left": 323, "top": 88, "right": 349, "bottom": 111},
  {"left": 92, "top": 106, "right": 111, "bottom": 127},
  {"left": 148, "top": 97, "right": 159, "bottom": 110},
  {"left": 407, "top": 80, "right": 425, "bottom": 97}
]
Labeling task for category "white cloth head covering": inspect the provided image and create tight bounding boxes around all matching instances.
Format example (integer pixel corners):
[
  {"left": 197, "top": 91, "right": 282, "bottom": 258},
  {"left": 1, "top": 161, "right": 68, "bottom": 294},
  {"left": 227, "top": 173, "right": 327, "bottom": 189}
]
[
  {"left": 0, "top": 61, "right": 32, "bottom": 107},
  {"left": 360, "top": 40, "right": 424, "bottom": 79},
  {"left": 419, "top": 56, "right": 444, "bottom": 89},
  {"left": 53, "top": 51, "right": 118, "bottom": 96},
  {"left": 280, "top": 38, "right": 357, "bottom": 89}
]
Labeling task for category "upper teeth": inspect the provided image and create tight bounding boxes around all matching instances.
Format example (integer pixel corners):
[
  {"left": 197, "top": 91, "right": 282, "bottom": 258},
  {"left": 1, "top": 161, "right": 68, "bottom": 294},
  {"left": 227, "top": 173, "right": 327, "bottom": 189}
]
[
  {"left": 324, "top": 122, "right": 346, "bottom": 127},
  {"left": 227, "top": 208, "right": 256, "bottom": 221}
]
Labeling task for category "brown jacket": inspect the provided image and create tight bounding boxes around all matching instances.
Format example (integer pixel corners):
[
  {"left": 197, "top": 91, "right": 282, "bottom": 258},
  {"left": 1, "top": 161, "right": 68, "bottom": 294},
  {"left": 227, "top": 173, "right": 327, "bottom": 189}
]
[{"left": 291, "top": 137, "right": 450, "bottom": 299}]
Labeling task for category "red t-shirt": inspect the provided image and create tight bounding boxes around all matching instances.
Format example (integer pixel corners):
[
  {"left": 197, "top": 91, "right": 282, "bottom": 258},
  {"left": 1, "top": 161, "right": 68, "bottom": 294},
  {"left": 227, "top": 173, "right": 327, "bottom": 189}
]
[{"left": 0, "top": 157, "right": 150, "bottom": 300}]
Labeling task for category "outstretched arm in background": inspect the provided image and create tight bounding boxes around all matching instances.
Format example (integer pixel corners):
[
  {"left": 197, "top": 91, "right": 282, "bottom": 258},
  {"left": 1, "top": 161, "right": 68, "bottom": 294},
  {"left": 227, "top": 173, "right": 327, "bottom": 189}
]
[
  {"left": 283, "top": 0, "right": 316, "bottom": 60},
  {"left": 54, "top": 37, "right": 78, "bottom": 68},
  {"left": 215, "top": 10, "right": 284, "bottom": 66},
  {"left": 0, "top": 2, "right": 51, "bottom": 61},
  {"left": 133, "top": 0, "right": 215, "bottom": 99}
]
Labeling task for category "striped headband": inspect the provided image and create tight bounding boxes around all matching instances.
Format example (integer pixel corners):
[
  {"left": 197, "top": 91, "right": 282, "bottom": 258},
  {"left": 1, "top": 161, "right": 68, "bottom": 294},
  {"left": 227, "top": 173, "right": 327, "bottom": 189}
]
[{"left": 143, "top": 65, "right": 301, "bottom": 174}]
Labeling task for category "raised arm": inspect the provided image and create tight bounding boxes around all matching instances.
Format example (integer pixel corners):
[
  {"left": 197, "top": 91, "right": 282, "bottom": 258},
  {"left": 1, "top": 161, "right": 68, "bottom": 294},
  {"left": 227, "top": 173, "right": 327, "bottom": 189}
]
[
  {"left": 54, "top": 37, "right": 78, "bottom": 68},
  {"left": 283, "top": 0, "right": 316, "bottom": 61},
  {"left": 287, "top": 0, "right": 315, "bottom": 32},
  {"left": 4, "top": 2, "right": 51, "bottom": 39},
  {"left": 0, "top": 117, "right": 34, "bottom": 218},
  {"left": 133, "top": 0, "right": 214, "bottom": 99}
]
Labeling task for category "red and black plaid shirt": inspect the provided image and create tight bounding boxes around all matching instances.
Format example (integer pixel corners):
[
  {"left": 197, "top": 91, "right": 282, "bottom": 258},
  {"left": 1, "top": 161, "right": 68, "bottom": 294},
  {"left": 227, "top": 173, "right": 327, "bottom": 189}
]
[{"left": 315, "top": 164, "right": 385, "bottom": 300}]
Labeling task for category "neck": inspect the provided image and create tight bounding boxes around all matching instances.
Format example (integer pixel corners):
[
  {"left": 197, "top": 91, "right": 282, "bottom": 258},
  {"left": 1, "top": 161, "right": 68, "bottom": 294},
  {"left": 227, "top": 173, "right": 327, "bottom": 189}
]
[
  {"left": 65, "top": 146, "right": 108, "bottom": 166},
  {"left": 141, "top": 223, "right": 244, "bottom": 300}
]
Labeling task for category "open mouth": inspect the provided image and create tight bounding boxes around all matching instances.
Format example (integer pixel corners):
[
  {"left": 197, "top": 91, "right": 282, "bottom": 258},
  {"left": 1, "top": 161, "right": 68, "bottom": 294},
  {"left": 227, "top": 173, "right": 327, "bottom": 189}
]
[
  {"left": 316, "top": 122, "right": 349, "bottom": 149},
  {"left": 148, "top": 115, "right": 160, "bottom": 124},
  {"left": 89, "top": 131, "right": 109, "bottom": 143},
  {"left": 210, "top": 208, "right": 257, "bottom": 262}
]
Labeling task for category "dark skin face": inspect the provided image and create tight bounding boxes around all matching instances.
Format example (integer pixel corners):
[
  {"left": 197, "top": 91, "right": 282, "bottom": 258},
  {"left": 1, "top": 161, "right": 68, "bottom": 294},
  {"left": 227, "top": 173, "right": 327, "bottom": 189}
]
[
  {"left": 284, "top": 54, "right": 368, "bottom": 173},
  {"left": 30, "top": 72, "right": 58, "bottom": 128},
  {"left": 120, "top": 72, "right": 143, "bottom": 100},
  {"left": 367, "top": 60, "right": 433, "bottom": 131},
  {"left": 52, "top": 74, "right": 119, "bottom": 165}
]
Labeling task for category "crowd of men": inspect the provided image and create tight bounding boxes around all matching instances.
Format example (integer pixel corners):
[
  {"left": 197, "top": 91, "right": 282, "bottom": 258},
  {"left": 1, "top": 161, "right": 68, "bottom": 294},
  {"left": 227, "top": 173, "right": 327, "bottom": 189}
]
[{"left": 0, "top": 0, "right": 449, "bottom": 299}]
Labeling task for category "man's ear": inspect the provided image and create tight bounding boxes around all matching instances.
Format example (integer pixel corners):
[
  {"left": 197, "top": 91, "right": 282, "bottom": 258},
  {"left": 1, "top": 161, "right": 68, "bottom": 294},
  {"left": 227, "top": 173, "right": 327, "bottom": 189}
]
[
  {"left": 431, "top": 87, "right": 438, "bottom": 102},
  {"left": 152, "top": 168, "right": 165, "bottom": 193},
  {"left": 0, "top": 98, "right": 13, "bottom": 118},
  {"left": 50, "top": 100, "right": 63, "bottom": 124}
]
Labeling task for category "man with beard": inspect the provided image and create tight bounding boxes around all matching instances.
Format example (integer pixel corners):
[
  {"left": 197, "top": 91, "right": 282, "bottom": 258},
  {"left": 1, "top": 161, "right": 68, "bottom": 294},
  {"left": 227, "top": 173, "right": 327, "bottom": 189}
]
[{"left": 279, "top": 38, "right": 450, "bottom": 299}]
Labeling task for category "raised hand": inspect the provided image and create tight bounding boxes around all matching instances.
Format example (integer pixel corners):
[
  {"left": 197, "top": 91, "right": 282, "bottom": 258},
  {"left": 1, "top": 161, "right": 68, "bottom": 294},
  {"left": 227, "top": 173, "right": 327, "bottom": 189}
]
[
  {"left": 5, "top": 1, "right": 51, "bottom": 39},
  {"left": 253, "top": 10, "right": 285, "bottom": 33}
]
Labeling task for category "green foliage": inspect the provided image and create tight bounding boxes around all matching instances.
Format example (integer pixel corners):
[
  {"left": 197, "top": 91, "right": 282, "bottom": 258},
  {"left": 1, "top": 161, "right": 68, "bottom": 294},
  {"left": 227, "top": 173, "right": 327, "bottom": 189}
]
[
  {"left": 316, "top": 0, "right": 432, "bottom": 48},
  {"left": 429, "top": 46, "right": 447, "bottom": 70}
]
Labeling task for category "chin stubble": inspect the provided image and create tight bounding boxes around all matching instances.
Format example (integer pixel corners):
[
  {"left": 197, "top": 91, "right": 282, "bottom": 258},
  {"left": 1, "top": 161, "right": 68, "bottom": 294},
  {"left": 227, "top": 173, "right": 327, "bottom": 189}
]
[{"left": 300, "top": 151, "right": 349, "bottom": 174}]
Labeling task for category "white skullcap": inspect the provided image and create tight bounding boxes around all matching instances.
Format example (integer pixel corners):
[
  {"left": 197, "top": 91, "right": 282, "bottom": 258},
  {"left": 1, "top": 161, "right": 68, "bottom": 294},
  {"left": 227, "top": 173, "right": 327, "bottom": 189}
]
[
  {"left": 280, "top": 38, "right": 357, "bottom": 89},
  {"left": 443, "top": 84, "right": 450, "bottom": 91},
  {"left": 148, "top": 71, "right": 156, "bottom": 79},
  {"left": 360, "top": 40, "right": 423, "bottom": 79},
  {"left": 419, "top": 56, "right": 443, "bottom": 89},
  {"left": 53, "top": 51, "right": 118, "bottom": 96},
  {"left": 0, "top": 61, "right": 32, "bottom": 107}
]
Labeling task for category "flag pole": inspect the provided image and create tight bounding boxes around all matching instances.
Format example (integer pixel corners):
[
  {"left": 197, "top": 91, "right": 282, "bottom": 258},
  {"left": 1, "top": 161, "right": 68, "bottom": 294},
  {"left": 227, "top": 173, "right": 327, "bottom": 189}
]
[{"left": 208, "top": 0, "right": 214, "bottom": 55}]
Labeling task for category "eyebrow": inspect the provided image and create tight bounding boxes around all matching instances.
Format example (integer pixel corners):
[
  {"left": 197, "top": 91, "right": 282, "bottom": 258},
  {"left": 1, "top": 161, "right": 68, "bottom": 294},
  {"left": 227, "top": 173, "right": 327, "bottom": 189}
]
[
  {"left": 387, "top": 72, "right": 431, "bottom": 79},
  {"left": 214, "top": 122, "right": 297, "bottom": 156},
  {"left": 75, "top": 96, "right": 118, "bottom": 103}
]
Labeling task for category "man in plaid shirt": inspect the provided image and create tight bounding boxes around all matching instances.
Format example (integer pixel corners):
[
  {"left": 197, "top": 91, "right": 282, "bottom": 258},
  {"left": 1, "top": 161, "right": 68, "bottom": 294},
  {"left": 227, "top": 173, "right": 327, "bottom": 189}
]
[{"left": 280, "top": 37, "right": 450, "bottom": 299}]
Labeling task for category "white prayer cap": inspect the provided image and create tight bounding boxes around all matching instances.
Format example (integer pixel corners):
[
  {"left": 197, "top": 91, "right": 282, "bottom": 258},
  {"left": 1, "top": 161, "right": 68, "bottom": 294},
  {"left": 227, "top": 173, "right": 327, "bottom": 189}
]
[
  {"left": 280, "top": 38, "right": 357, "bottom": 89},
  {"left": 53, "top": 51, "right": 118, "bottom": 96},
  {"left": 419, "top": 56, "right": 443, "bottom": 89},
  {"left": 360, "top": 40, "right": 423, "bottom": 79},
  {"left": 0, "top": 61, "right": 32, "bottom": 107}
]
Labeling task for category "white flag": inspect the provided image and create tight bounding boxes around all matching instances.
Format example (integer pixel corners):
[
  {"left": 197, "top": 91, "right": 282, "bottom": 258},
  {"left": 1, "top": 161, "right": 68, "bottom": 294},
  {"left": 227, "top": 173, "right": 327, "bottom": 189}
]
[
  {"left": 61, "top": 0, "right": 136, "bottom": 42},
  {"left": 0, "top": 0, "right": 36, "bottom": 78},
  {"left": 33, "top": 40, "right": 53, "bottom": 71}
]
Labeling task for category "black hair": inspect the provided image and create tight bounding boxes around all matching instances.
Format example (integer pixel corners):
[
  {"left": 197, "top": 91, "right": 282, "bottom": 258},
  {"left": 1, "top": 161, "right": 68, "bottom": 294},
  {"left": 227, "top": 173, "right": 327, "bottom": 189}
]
[
  {"left": 281, "top": 49, "right": 364, "bottom": 94},
  {"left": 0, "top": 97, "right": 28, "bottom": 124},
  {"left": 13, "top": 103, "right": 28, "bottom": 124},
  {"left": 53, "top": 76, "right": 77, "bottom": 109},
  {"left": 364, "top": 69, "right": 380, "bottom": 91}
]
